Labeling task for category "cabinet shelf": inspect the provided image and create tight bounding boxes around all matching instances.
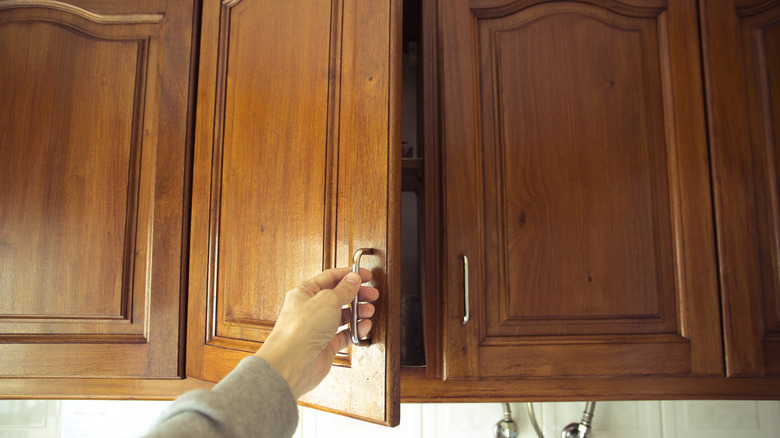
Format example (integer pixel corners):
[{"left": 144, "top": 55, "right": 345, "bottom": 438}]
[{"left": 401, "top": 157, "right": 423, "bottom": 192}]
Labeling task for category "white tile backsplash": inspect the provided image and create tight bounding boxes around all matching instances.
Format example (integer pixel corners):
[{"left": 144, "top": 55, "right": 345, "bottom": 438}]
[
  {"left": 661, "top": 401, "right": 780, "bottom": 438},
  {"left": 684, "top": 400, "right": 761, "bottom": 430},
  {"left": 1, "top": 399, "right": 779, "bottom": 437},
  {"left": 301, "top": 403, "right": 422, "bottom": 438},
  {"left": 0, "top": 400, "right": 60, "bottom": 438},
  {"left": 60, "top": 400, "right": 170, "bottom": 438},
  {"left": 422, "top": 403, "right": 509, "bottom": 438}
]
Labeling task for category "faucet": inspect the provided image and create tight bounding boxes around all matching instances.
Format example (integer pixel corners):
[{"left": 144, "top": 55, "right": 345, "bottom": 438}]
[
  {"left": 493, "top": 403, "right": 519, "bottom": 438},
  {"left": 561, "top": 402, "right": 596, "bottom": 438}
]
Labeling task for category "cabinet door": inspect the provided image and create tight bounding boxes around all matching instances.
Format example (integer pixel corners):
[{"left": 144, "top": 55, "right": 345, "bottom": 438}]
[
  {"left": 702, "top": 0, "right": 780, "bottom": 377},
  {"left": 441, "top": 0, "right": 722, "bottom": 379},
  {"left": 186, "top": 0, "right": 401, "bottom": 426},
  {"left": 0, "top": 0, "right": 194, "bottom": 378}
]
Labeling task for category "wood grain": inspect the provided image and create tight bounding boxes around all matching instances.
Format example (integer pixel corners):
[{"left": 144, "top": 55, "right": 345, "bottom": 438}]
[
  {"left": 0, "top": 0, "right": 196, "bottom": 380},
  {"left": 187, "top": 0, "right": 402, "bottom": 426},
  {"left": 187, "top": 0, "right": 336, "bottom": 370},
  {"left": 215, "top": 0, "right": 333, "bottom": 342},
  {"left": 0, "top": 10, "right": 143, "bottom": 325},
  {"left": 480, "top": 2, "right": 675, "bottom": 336},
  {"left": 420, "top": 0, "right": 443, "bottom": 379},
  {"left": 439, "top": 0, "right": 721, "bottom": 380},
  {"left": 701, "top": 0, "right": 780, "bottom": 376},
  {"left": 0, "top": 377, "right": 213, "bottom": 400},
  {"left": 400, "top": 374, "right": 780, "bottom": 402}
]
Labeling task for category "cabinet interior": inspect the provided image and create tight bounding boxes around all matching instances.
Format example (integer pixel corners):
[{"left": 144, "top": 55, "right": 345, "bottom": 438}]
[{"left": 400, "top": 0, "right": 428, "bottom": 370}]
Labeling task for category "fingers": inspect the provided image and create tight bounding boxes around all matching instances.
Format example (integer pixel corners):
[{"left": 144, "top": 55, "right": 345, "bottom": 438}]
[
  {"left": 340, "top": 302, "right": 375, "bottom": 323},
  {"left": 330, "top": 329, "right": 351, "bottom": 354},
  {"left": 355, "top": 301, "right": 376, "bottom": 319},
  {"left": 326, "top": 269, "right": 378, "bottom": 307},
  {"left": 356, "top": 319, "right": 373, "bottom": 339},
  {"left": 330, "top": 318, "right": 375, "bottom": 354},
  {"left": 327, "top": 272, "right": 362, "bottom": 307},
  {"left": 298, "top": 267, "right": 373, "bottom": 296},
  {"left": 356, "top": 285, "right": 379, "bottom": 303},
  {"left": 339, "top": 286, "right": 378, "bottom": 325}
]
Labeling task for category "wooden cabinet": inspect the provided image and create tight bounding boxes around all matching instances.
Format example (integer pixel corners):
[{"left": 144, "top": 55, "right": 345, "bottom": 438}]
[
  {"left": 439, "top": 0, "right": 722, "bottom": 380},
  {"left": 0, "top": 0, "right": 197, "bottom": 380},
  {"left": 702, "top": 0, "right": 780, "bottom": 377},
  {"left": 3, "top": 0, "right": 780, "bottom": 417},
  {"left": 0, "top": 0, "right": 405, "bottom": 419},
  {"left": 396, "top": 0, "right": 780, "bottom": 400},
  {"left": 185, "top": 0, "right": 402, "bottom": 426}
]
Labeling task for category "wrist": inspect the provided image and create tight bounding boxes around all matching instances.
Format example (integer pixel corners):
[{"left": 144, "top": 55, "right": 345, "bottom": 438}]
[{"left": 254, "top": 336, "right": 307, "bottom": 398}]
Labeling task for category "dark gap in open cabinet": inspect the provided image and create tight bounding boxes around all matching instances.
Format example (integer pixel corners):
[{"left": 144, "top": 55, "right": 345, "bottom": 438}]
[{"left": 400, "top": 0, "right": 426, "bottom": 368}]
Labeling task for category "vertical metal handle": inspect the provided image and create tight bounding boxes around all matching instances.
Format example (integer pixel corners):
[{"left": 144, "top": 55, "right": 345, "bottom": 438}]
[
  {"left": 351, "top": 248, "right": 374, "bottom": 345},
  {"left": 462, "top": 254, "right": 470, "bottom": 325}
]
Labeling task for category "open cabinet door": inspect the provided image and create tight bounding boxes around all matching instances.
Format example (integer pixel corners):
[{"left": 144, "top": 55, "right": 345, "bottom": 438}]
[{"left": 186, "top": 0, "right": 401, "bottom": 427}]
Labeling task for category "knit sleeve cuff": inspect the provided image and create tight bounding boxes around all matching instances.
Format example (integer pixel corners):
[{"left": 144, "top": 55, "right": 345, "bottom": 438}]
[{"left": 211, "top": 355, "right": 299, "bottom": 437}]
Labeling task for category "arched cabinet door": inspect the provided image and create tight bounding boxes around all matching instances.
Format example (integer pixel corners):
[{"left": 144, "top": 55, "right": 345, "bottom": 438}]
[
  {"left": 0, "top": 0, "right": 195, "bottom": 380},
  {"left": 186, "top": 0, "right": 402, "bottom": 427},
  {"left": 441, "top": 0, "right": 723, "bottom": 380},
  {"left": 702, "top": 0, "right": 780, "bottom": 377}
]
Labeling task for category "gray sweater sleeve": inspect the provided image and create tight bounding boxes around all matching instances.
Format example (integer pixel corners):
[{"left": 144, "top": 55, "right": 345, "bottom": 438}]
[{"left": 143, "top": 356, "right": 299, "bottom": 438}]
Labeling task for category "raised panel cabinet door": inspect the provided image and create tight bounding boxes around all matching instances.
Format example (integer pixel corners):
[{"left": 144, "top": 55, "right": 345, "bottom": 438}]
[
  {"left": 702, "top": 0, "right": 780, "bottom": 376},
  {"left": 0, "top": 0, "right": 196, "bottom": 378},
  {"left": 186, "top": 0, "right": 401, "bottom": 426},
  {"left": 441, "top": 0, "right": 723, "bottom": 380}
]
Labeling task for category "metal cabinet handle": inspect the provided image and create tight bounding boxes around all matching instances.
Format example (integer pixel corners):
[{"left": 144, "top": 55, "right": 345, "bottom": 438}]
[
  {"left": 351, "top": 248, "right": 374, "bottom": 345},
  {"left": 462, "top": 254, "right": 470, "bottom": 325}
]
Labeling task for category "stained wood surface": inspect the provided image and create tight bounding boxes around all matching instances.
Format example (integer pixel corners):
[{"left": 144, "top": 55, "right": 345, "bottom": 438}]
[
  {"left": 420, "top": 0, "right": 443, "bottom": 380},
  {"left": 400, "top": 374, "right": 780, "bottom": 402},
  {"left": 187, "top": 0, "right": 401, "bottom": 426},
  {"left": 701, "top": 0, "right": 780, "bottom": 376},
  {"left": 479, "top": 4, "right": 675, "bottom": 336},
  {"left": 439, "top": 0, "right": 721, "bottom": 380},
  {"left": 0, "top": 0, "right": 196, "bottom": 379},
  {"left": 0, "top": 377, "right": 213, "bottom": 400}
]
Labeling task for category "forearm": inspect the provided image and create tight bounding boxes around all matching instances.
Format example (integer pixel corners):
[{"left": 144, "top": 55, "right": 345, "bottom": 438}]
[{"left": 144, "top": 357, "right": 299, "bottom": 438}]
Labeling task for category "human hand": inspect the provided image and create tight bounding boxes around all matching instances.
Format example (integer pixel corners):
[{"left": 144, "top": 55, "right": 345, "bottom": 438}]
[{"left": 254, "top": 267, "right": 379, "bottom": 399}]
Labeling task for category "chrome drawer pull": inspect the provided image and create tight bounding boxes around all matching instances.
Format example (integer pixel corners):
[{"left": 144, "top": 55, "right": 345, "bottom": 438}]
[
  {"left": 351, "top": 248, "right": 374, "bottom": 345},
  {"left": 462, "top": 254, "right": 470, "bottom": 325}
]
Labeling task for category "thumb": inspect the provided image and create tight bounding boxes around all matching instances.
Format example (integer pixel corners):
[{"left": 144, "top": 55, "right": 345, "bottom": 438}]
[{"left": 329, "top": 271, "right": 362, "bottom": 307}]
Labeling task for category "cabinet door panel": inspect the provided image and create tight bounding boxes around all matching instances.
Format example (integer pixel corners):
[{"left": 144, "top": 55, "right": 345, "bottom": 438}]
[
  {"left": 442, "top": 0, "right": 722, "bottom": 379},
  {"left": 215, "top": 0, "right": 332, "bottom": 344},
  {"left": 187, "top": 0, "right": 401, "bottom": 426},
  {"left": 480, "top": 5, "right": 676, "bottom": 337},
  {"left": 703, "top": 0, "right": 780, "bottom": 376},
  {"left": 0, "top": 19, "right": 140, "bottom": 322},
  {"left": 0, "top": 0, "right": 194, "bottom": 378}
]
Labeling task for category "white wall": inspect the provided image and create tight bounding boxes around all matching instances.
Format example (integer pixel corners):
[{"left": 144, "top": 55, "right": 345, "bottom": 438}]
[{"left": 1, "top": 400, "right": 778, "bottom": 437}]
